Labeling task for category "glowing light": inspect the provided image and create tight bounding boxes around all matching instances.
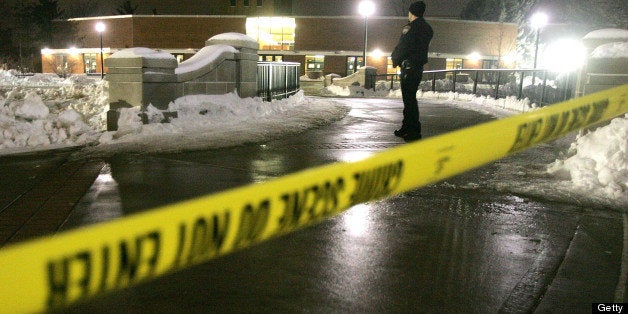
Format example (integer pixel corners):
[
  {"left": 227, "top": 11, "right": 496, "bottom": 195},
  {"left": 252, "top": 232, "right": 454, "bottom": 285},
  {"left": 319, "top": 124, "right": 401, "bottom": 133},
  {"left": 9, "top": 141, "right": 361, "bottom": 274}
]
[
  {"left": 41, "top": 48, "right": 53, "bottom": 55},
  {"left": 541, "top": 39, "right": 586, "bottom": 72},
  {"left": 95, "top": 22, "right": 106, "bottom": 33},
  {"left": 68, "top": 47, "right": 79, "bottom": 55},
  {"left": 531, "top": 12, "right": 548, "bottom": 29},
  {"left": 371, "top": 48, "right": 383, "bottom": 58},
  {"left": 501, "top": 52, "right": 517, "bottom": 65},
  {"left": 358, "top": 1, "right": 376, "bottom": 17},
  {"left": 467, "top": 52, "right": 481, "bottom": 62}
]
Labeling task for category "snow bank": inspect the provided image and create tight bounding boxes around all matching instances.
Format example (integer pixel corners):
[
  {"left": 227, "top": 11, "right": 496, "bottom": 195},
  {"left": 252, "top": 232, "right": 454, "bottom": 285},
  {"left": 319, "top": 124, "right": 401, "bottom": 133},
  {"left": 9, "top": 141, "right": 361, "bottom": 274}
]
[
  {"left": 87, "top": 91, "right": 349, "bottom": 156},
  {"left": 321, "top": 83, "right": 535, "bottom": 116},
  {"left": 583, "top": 28, "right": 628, "bottom": 40},
  {"left": 0, "top": 70, "right": 349, "bottom": 156},
  {"left": 548, "top": 115, "right": 627, "bottom": 200},
  {"left": 591, "top": 42, "right": 628, "bottom": 58}
]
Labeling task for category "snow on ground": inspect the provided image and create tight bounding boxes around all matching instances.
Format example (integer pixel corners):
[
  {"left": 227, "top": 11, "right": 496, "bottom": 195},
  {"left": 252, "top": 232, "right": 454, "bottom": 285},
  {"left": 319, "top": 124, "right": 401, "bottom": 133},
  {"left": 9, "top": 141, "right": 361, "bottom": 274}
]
[
  {"left": 0, "top": 70, "right": 349, "bottom": 157},
  {"left": 0, "top": 70, "right": 625, "bottom": 211}
]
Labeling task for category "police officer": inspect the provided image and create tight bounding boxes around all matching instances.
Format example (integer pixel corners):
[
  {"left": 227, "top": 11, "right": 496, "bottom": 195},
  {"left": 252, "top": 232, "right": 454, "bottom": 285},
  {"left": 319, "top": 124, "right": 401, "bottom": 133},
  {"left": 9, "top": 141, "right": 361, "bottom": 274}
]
[{"left": 391, "top": 1, "right": 433, "bottom": 141}]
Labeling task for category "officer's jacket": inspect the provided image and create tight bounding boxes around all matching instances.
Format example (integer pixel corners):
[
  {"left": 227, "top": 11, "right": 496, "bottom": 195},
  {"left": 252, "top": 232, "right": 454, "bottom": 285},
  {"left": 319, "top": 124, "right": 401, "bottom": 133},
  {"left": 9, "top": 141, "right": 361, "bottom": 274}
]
[{"left": 391, "top": 17, "right": 433, "bottom": 68}]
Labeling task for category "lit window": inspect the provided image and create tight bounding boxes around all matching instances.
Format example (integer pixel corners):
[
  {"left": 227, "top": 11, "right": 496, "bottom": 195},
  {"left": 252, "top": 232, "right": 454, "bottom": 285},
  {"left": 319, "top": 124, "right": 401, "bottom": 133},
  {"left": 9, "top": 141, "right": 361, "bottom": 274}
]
[
  {"left": 83, "top": 53, "right": 98, "bottom": 74},
  {"left": 259, "top": 55, "right": 282, "bottom": 62},
  {"left": 346, "top": 56, "right": 364, "bottom": 75},
  {"left": 306, "top": 55, "right": 324, "bottom": 73},
  {"left": 386, "top": 57, "right": 397, "bottom": 74},
  {"left": 246, "top": 17, "right": 295, "bottom": 51},
  {"left": 446, "top": 58, "right": 463, "bottom": 70}
]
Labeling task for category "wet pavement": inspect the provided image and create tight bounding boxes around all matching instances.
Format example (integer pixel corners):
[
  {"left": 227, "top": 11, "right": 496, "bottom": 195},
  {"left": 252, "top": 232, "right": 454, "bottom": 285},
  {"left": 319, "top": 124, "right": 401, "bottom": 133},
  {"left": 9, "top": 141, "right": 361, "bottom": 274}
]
[{"left": 0, "top": 97, "right": 625, "bottom": 312}]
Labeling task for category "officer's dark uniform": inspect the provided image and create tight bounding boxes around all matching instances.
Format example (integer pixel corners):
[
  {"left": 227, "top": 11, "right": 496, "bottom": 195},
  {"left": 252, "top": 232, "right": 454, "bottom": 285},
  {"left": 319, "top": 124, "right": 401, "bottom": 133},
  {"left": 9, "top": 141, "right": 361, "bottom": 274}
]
[{"left": 391, "top": 4, "right": 433, "bottom": 141}]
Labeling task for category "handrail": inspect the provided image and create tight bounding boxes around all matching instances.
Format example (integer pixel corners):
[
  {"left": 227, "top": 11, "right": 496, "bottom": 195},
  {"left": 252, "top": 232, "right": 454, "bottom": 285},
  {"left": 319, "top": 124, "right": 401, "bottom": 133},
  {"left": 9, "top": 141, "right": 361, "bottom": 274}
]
[
  {"left": 371, "top": 68, "right": 575, "bottom": 106},
  {"left": 257, "top": 62, "right": 301, "bottom": 101}
]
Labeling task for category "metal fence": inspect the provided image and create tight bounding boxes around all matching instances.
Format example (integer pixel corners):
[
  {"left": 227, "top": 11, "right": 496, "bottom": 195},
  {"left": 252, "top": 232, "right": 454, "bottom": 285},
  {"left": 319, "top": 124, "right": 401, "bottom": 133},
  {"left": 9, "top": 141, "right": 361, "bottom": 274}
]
[
  {"left": 257, "top": 62, "right": 301, "bottom": 101},
  {"left": 373, "top": 69, "right": 576, "bottom": 106}
]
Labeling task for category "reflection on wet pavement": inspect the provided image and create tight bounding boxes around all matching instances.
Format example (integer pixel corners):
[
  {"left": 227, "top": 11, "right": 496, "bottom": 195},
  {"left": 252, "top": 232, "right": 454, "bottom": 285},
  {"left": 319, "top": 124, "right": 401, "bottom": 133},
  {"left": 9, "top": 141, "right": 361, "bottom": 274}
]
[{"left": 64, "top": 98, "right": 625, "bottom": 312}]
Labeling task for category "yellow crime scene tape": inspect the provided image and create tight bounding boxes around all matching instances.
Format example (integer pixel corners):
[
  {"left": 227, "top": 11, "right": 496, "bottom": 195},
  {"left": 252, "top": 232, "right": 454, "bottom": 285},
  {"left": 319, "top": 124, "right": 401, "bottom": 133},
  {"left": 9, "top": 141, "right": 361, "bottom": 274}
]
[{"left": 0, "top": 84, "right": 626, "bottom": 312}]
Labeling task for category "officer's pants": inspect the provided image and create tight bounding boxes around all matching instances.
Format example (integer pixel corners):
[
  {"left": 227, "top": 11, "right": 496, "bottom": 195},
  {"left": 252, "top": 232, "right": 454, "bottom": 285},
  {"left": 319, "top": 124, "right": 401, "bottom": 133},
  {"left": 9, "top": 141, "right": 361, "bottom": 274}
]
[{"left": 400, "top": 67, "right": 423, "bottom": 133}]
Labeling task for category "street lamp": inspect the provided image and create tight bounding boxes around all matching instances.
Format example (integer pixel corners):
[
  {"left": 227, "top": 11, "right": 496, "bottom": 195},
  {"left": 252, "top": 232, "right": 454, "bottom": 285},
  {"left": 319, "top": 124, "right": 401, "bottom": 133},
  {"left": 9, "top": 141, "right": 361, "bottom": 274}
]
[
  {"left": 358, "top": 1, "right": 375, "bottom": 67},
  {"left": 95, "top": 22, "right": 106, "bottom": 79},
  {"left": 530, "top": 12, "right": 548, "bottom": 85},
  {"left": 531, "top": 12, "right": 548, "bottom": 69}
]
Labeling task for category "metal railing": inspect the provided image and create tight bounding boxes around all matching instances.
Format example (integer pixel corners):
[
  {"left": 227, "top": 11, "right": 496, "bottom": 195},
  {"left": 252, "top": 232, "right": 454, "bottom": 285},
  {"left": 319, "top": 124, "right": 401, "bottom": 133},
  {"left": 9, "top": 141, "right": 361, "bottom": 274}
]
[
  {"left": 372, "top": 69, "right": 576, "bottom": 106},
  {"left": 257, "top": 62, "right": 301, "bottom": 101}
]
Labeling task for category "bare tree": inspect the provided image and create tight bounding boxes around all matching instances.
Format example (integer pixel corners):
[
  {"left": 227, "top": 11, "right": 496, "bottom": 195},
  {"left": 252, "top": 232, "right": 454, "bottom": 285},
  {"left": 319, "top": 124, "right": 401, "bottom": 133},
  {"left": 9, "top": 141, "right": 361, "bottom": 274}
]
[
  {"left": 62, "top": 0, "right": 105, "bottom": 18},
  {"left": 48, "top": 54, "right": 79, "bottom": 78},
  {"left": 116, "top": 0, "right": 139, "bottom": 15}
]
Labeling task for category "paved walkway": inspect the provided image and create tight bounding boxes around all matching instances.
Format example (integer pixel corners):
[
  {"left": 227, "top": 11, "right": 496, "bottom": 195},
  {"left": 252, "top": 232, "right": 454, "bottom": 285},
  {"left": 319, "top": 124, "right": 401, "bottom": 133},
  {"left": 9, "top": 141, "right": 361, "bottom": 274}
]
[{"left": 0, "top": 97, "right": 625, "bottom": 312}]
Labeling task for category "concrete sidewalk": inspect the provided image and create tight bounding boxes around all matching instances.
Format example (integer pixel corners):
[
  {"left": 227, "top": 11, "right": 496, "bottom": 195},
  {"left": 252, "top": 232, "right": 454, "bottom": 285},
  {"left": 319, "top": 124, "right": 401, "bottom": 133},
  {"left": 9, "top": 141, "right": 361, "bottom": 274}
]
[{"left": 0, "top": 97, "right": 625, "bottom": 312}]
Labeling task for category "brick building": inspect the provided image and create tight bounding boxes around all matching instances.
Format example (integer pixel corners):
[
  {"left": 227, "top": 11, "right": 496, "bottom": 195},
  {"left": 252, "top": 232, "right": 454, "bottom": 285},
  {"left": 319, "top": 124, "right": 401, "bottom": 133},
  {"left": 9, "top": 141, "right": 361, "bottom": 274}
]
[{"left": 42, "top": 14, "right": 518, "bottom": 79}]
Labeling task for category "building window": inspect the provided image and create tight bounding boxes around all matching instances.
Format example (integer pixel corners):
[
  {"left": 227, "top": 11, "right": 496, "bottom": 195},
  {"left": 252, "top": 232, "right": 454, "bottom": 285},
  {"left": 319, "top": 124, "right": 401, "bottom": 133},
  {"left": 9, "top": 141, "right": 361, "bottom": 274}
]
[
  {"left": 346, "top": 56, "right": 363, "bottom": 75},
  {"left": 259, "top": 55, "right": 283, "bottom": 62},
  {"left": 246, "top": 17, "right": 295, "bottom": 51},
  {"left": 386, "top": 57, "right": 397, "bottom": 74},
  {"left": 244, "top": 0, "right": 250, "bottom": 6},
  {"left": 230, "top": 0, "right": 236, "bottom": 6},
  {"left": 257, "top": 0, "right": 262, "bottom": 6},
  {"left": 446, "top": 58, "right": 463, "bottom": 70},
  {"left": 83, "top": 53, "right": 98, "bottom": 74},
  {"left": 305, "top": 55, "right": 324, "bottom": 78},
  {"left": 482, "top": 59, "right": 498, "bottom": 69}
]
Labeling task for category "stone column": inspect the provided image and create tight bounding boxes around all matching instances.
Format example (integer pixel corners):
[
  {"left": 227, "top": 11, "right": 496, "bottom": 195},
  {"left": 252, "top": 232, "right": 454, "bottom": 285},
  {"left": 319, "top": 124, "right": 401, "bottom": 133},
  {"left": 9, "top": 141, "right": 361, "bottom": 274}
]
[
  {"left": 205, "top": 33, "right": 259, "bottom": 98},
  {"left": 105, "top": 48, "right": 178, "bottom": 130}
]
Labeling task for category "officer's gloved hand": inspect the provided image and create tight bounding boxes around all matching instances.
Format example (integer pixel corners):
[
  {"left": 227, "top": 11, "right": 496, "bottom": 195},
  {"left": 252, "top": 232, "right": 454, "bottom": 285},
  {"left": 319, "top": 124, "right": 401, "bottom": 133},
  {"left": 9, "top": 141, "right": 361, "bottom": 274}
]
[{"left": 401, "top": 60, "right": 412, "bottom": 71}]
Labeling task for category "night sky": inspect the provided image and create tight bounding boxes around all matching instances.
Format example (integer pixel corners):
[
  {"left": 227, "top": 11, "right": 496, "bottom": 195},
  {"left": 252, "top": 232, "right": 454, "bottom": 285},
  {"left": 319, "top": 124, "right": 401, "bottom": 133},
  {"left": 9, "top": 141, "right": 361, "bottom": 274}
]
[
  {"left": 54, "top": 0, "right": 471, "bottom": 18},
  {"left": 294, "top": 0, "right": 470, "bottom": 17}
]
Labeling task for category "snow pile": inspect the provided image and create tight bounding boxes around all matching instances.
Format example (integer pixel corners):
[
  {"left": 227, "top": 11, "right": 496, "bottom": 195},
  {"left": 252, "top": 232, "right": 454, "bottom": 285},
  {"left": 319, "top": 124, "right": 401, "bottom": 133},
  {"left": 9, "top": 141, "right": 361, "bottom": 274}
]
[
  {"left": 583, "top": 28, "right": 628, "bottom": 40},
  {"left": 420, "top": 91, "right": 535, "bottom": 113},
  {"left": 321, "top": 82, "right": 535, "bottom": 115},
  {"left": 83, "top": 90, "right": 350, "bottom": 156},
  {"left": 0, "top": 70, "right": 349, "bottom": 156},
  {"left": 548, "top": 115, "right": 627, "bottom": 200},
  {"left": 0, "top": 71, "right": 107, "bottom": 151},
  {"left": 321, "top": 82, "right": 400, "bottom": 98},
  {"left": 0, "top": 91, "right": 98, "bottom": 149},
  {"left": 591, "top": 42, "right": 628, "bottom": 59}
]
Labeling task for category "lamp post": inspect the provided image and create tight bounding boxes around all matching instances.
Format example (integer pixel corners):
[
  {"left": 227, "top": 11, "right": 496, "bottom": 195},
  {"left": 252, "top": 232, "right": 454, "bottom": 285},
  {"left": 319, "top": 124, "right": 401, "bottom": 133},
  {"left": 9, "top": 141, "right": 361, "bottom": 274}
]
[
  {"left": 530, "top": 12, "right": 548, "bottom": 84},
  {"left": 358, "top": 1, "right": 375, "bottom": 67},
  {"left": 95, "top": 22, "right": 106, "bottom": 79}
]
